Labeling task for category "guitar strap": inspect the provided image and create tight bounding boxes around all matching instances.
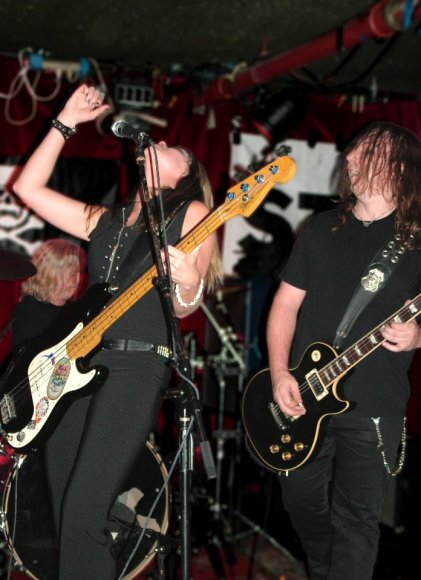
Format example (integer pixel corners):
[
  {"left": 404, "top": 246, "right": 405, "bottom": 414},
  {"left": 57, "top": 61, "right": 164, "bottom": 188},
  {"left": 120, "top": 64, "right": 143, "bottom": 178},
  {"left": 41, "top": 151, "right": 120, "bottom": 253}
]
[
  {"left": 333, "top": 234, "right": 406, "bottom": 350},
  {"left": 113, "top": 201, "right": 187, "bottom": 291}
]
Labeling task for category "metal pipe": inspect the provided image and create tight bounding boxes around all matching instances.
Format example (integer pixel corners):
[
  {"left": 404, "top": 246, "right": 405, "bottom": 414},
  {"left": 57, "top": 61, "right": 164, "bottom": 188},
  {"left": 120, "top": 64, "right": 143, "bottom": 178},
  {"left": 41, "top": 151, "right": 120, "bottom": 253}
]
[{"left": 200, "top": 0, "right": 421, "bottom": 103}]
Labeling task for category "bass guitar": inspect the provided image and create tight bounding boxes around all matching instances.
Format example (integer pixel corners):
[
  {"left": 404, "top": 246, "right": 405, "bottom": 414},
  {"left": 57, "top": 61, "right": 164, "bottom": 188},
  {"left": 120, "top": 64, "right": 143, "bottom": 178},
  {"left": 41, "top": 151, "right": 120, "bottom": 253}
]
[
  {"left": 242, "top": 294, "right": 421, "bottom": 473},
  {"left": 0, "top": 153, "right": 296, "bottom": 451}
]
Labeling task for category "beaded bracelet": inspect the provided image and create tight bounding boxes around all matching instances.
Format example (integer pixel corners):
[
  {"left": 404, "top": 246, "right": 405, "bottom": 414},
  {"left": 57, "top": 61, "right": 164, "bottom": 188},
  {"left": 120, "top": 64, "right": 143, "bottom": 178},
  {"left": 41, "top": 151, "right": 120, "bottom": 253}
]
[
  {"left": 174, "top": 278, "right": 204, "bottom": 308},
  {"left": 52, "top": 118, "right": 77, "bottom": 140}
]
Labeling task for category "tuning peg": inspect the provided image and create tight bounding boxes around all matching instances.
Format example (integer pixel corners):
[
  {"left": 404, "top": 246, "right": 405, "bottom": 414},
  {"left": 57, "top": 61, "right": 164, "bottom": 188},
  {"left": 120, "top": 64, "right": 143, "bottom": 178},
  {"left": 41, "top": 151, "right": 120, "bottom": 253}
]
[
  {"left": 233, "top": 170, "right": 246, "bottom": 183},
  {"left": 275, "top": 144, "right": 292, "bottom": 157}
]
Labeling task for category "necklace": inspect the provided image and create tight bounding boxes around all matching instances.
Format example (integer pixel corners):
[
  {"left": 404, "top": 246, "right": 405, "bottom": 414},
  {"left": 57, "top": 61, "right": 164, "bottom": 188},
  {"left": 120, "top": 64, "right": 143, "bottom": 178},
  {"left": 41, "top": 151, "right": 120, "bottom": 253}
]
[{"left": 353, "top": 206, "right": 395, "bottom": 227}]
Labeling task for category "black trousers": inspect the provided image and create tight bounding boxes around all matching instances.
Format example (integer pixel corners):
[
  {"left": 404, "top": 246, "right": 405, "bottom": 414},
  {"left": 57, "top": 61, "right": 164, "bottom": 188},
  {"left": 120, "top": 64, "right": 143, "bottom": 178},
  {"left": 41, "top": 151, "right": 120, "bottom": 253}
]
[
  {"left": 43, "top": 349, "right": 170, "bottom": 580},
  {"left": 278, "top": 413, "right": 405, "bottom": 580}
]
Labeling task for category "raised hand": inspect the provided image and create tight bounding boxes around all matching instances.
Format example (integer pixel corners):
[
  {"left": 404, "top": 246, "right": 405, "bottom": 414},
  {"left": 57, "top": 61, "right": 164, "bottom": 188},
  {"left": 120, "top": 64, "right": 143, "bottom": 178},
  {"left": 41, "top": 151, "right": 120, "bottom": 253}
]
[{"left": 57, "top": 84, "right": 110, "bottom": 128}]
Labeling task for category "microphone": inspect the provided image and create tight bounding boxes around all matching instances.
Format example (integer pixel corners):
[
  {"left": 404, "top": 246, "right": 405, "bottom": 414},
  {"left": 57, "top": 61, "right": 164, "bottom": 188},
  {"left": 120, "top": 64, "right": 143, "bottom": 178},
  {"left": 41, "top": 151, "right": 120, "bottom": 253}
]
[{"left": 111, "top": 120, "right": 153, "bottom": 145}]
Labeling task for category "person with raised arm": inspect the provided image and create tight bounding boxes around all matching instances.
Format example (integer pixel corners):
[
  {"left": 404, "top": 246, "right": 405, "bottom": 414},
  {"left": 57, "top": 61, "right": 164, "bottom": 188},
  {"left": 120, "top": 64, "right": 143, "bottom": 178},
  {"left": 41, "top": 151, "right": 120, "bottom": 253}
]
[{"left": 13, "top": 83, "right": 222, "bottom": 579}]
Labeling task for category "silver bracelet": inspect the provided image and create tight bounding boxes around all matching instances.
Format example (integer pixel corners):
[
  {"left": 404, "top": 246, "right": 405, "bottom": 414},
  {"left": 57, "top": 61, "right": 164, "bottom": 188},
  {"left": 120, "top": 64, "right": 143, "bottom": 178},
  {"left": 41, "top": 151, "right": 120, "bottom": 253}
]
[{"left": 174, "top": 279, "right": 204, "bottom": 308}]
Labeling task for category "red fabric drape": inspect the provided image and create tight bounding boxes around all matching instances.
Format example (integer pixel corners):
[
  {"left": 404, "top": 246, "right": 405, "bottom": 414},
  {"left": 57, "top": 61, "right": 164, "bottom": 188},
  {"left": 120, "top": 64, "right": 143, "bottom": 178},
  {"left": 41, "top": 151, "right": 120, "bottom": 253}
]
[
  {"left": 0, "top": 59, "right": 121, "bottom": 159},
  {"left": 293, "top": 94, "right": 421, "bottom": 143}
]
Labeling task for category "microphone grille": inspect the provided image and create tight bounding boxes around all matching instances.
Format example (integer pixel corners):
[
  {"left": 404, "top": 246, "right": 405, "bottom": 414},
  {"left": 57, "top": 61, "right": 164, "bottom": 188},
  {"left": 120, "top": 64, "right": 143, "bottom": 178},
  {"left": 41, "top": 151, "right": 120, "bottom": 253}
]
[{"left": 111, "top": 120, "right": 126, "bottom": 136}]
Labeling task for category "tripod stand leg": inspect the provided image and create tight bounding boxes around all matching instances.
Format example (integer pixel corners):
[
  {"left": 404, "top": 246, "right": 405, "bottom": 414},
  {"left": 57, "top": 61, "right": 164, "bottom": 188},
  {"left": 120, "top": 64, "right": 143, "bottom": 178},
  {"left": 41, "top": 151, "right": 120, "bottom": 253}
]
[
  {"left": 214, "top": 371, "right": 226, "bottom": 519},
  {"left": 178, "top": 418, "right": 193, "bottom": 580}
]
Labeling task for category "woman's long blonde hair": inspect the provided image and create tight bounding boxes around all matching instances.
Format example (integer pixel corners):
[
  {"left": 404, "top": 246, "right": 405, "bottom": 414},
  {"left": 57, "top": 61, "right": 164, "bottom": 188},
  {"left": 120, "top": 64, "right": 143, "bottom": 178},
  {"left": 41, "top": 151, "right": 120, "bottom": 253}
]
[
  {"left": 21, "top": 238, "right": 87, "bottom": 302},
  {"left": 86, "top": 147, "right": 224, "bottom": 291}
]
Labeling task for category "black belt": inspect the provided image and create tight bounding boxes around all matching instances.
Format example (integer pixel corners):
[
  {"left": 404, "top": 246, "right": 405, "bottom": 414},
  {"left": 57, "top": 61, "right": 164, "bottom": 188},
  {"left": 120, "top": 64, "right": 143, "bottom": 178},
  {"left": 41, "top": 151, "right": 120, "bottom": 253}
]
[{"left": 102, "top": 338, "right": 172, "bottom": 360}]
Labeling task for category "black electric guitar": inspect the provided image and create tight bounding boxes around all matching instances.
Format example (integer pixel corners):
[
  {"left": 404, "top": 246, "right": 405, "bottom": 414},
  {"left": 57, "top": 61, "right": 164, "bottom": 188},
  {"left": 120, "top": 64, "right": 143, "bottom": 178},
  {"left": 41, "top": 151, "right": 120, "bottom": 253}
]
[
  {"left": 0, "top": 153, "right": 296, "bottom": 451},
  {"left": 242, "top": 294, "right": 421, "bottom": 473}
]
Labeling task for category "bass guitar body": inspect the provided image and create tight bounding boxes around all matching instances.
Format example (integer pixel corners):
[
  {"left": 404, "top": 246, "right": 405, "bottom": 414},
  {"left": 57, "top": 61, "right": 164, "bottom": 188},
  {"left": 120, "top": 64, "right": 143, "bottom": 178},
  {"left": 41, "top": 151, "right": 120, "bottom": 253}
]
[{"left": 0, "top": 284, "right": 111, "bottom": 451}]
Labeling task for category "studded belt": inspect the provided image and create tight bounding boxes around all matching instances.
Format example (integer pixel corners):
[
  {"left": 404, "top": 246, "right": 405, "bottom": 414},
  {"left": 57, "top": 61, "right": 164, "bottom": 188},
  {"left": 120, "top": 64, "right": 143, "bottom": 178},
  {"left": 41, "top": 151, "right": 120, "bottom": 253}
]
[{"left": 102, "top": 338, "right": 172, "bottom": 359}]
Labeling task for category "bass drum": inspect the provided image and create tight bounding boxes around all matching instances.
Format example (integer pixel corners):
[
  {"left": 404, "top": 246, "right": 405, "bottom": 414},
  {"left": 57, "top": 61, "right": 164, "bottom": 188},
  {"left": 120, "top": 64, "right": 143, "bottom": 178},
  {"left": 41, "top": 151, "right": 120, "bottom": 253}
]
[{"left": 1, "top": 441, "right": 170, "bottom": 579}]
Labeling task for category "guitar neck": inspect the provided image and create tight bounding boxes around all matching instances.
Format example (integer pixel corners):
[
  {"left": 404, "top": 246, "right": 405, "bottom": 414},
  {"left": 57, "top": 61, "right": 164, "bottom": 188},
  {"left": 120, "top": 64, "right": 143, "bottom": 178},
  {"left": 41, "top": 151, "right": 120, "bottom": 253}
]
[{"left": 320, "top": 293, "right": 421, "bottom": 386}]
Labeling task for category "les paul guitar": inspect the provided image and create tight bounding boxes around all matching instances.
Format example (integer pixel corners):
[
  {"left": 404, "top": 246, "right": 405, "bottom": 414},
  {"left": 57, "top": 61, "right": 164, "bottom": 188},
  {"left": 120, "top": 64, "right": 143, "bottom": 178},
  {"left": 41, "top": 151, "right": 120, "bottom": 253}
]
[
  {"left": 242, "top": 295, "right": 421, "bottom": 473},
  {"left": 0, "top": 153, "right": 296, "bottom": 451}
]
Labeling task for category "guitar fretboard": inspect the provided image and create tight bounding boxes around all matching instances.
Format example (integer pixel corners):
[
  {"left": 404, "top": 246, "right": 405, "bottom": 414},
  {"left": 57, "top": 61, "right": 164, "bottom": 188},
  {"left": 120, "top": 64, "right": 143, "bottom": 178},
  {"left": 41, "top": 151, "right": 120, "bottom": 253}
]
[{"left": 320, "top": 293, "right": 421, "bottom": 386}]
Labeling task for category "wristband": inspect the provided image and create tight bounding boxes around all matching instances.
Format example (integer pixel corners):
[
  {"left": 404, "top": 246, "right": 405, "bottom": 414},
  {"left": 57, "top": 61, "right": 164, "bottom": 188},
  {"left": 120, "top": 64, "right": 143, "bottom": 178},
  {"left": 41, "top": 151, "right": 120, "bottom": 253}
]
[{"left": 52, "top": 118, "right": 77, "bottom": 140}]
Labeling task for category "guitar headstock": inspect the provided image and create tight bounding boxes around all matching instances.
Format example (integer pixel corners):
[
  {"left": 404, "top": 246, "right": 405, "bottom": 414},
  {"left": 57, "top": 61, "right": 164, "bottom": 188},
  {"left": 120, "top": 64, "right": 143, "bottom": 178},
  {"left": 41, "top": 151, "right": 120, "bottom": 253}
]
[{"left": 225, "top": 153, "right": 296, "bottom": 219}]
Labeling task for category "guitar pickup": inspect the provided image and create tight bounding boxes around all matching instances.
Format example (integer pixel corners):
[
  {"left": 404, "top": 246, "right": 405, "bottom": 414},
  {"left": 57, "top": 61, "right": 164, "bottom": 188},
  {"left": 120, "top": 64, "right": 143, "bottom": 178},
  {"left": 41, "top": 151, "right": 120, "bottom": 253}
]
[
  {"left": 0, "top": 394, "right": 16, "bottom": 425},
  {"left": 305, "top": 369, "right": 328, "bottom": 400},
  {"left": 269, "top": 402, "right": 296, "bottom": 430}
]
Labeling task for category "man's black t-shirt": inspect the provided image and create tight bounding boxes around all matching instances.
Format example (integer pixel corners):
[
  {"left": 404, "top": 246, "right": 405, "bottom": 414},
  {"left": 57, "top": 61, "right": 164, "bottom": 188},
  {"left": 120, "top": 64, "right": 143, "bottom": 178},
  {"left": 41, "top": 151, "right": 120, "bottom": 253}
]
[{"left": 280, "top": 208, "right": 421, "bottom": 417}]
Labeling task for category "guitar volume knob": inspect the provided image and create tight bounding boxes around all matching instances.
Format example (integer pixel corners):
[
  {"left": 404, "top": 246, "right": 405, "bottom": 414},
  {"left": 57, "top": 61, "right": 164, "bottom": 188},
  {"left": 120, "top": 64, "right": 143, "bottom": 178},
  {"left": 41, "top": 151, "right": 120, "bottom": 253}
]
[
  {"left": 269, "top": 444, "right": 280, "bottom": 453},
  {"left": 282, "top": 451, "right": 292, "bottom": 461},
  {"left": 294, "top": 442, "right": 305, "bottom": 451},
  {"left": 281, "top": 434, "right": 291, "bottom": 443}
]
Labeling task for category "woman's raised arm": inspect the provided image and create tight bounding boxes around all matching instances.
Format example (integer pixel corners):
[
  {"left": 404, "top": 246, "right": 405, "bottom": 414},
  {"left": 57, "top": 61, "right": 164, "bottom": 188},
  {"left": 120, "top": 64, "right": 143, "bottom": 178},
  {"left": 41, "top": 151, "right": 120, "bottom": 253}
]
[{"left": 13, "top": 84, "right": 110, "bottom": 240}]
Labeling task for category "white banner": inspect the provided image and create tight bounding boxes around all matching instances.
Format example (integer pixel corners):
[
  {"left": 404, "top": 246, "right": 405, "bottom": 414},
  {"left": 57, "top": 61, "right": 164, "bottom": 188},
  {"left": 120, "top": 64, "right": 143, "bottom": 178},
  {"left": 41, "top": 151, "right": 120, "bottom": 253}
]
[{"left": 222, "top": 133, "right": 339, "bottom": 276}]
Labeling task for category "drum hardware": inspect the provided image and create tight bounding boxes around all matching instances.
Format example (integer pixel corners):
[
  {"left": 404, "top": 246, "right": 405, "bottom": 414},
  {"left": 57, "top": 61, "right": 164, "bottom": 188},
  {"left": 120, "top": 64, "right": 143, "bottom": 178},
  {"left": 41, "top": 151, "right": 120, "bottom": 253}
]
[
  {"left": 189, "top": 298, "right": 249, "bottom": 577},
  {"left": 158, "top": 341, "right": 218, "bottom": 580},
  {"left": 199, "top": 300, "right": 248, "bottom": 516},
  {"left": 197, "top": 289, "right": 285, "bottom": 575},
  {"left": 114, "top": 526, "right": 179, "bottom": 580},
  {"left": 184, "top": 332, "right": 246, "bottom": 376},
  {"left": 183, "top": 331, "right": 205, "bottom": 371},
  {"left": 204, "top": 294, "right": 288, "bottom": 574},
  {"left": 229, "top": 508, "right": 288, "bottom": 551},
  {"left": 200, "top": 302, "right": 246, "bottom": 373}
]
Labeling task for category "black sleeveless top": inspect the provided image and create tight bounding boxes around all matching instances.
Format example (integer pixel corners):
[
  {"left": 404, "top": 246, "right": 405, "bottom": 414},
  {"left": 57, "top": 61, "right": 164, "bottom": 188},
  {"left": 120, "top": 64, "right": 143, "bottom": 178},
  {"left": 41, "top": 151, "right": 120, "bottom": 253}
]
[{"left": 88, "top": 202, "right": 190, "bottom": 344}]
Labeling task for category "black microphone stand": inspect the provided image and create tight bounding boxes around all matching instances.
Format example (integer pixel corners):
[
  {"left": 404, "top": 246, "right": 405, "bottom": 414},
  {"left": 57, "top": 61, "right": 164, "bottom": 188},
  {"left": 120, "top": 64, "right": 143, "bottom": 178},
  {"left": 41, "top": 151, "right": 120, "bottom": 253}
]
[{"left": 133, "top": 140, "right": 216, "bottom": 580}]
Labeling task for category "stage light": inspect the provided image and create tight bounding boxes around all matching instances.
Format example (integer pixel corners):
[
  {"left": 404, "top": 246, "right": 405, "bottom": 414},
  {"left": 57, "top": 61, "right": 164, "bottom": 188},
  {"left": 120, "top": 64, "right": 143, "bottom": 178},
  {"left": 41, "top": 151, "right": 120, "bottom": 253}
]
[{"left": 251, "top": 89, "right": 308, "bottom": 143}]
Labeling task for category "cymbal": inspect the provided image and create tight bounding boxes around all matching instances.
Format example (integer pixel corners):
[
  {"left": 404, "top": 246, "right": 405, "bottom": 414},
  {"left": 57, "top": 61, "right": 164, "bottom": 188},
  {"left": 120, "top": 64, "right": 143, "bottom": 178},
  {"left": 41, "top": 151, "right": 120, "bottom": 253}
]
[{"left": 0, "top": 247, "right": 37, "bottom": 281}]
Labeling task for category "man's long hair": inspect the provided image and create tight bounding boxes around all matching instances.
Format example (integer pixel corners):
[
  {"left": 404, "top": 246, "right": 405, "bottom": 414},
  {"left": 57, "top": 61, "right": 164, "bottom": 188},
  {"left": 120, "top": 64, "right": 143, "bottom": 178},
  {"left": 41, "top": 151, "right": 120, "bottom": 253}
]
[{"left": 336, "top": 122, "right": 421, "bottom": 249}]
